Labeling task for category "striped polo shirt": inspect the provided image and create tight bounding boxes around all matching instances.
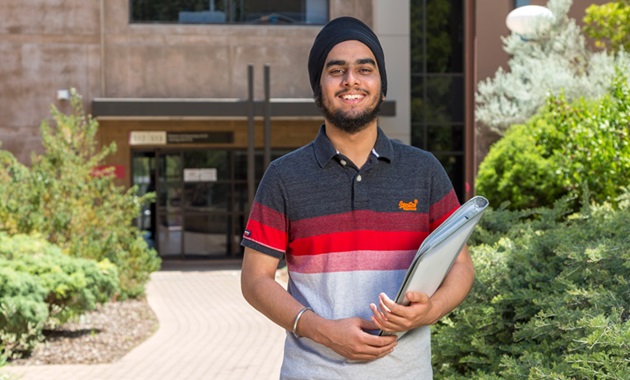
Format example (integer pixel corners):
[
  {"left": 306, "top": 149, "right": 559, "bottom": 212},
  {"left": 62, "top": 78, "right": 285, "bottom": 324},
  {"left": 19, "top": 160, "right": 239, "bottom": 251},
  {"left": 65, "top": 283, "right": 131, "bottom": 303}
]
[{"left": 242, "top": 125, "right": 459, "bottom": 380}]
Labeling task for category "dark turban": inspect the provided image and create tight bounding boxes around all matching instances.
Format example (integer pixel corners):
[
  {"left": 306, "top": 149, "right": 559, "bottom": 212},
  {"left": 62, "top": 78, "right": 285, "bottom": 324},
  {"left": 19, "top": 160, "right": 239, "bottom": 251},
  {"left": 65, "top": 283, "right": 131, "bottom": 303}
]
[{"left": 308, "top": 16, "right": 387, "bottom": 97}]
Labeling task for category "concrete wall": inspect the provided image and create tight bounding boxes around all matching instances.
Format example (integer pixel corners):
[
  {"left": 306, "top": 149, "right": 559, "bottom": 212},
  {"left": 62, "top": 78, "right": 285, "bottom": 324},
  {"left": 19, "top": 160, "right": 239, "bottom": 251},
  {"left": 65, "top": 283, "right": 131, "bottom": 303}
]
[
  {"left": 101, "top": 0, "right": 322, "bottom": 100},
  {"left": 476, "top": 0, "right": 513, "bottom": 84},
  {"left": 0, "top": 0, "right": 101, "bottom": 163},
  {"left": 0, "top": 0, "right": 371, "bottom": 164}
]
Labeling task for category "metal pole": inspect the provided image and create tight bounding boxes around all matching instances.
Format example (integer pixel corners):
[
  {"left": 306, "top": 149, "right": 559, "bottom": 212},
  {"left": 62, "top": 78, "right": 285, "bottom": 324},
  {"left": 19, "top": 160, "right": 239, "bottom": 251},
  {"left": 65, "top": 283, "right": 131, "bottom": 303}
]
[
  {"left": 263, "top": 64, "right": 271, "bottom": 169},
  {"left": 247, "top": 64, "right": 255, "bottom": 214}
]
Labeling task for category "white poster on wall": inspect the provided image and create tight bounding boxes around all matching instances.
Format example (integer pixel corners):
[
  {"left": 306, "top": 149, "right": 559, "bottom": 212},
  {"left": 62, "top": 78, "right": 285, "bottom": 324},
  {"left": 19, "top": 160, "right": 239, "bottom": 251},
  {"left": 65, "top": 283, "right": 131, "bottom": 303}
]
[
  {"left": 184, "top": 168, "right": 217, "bottom": 182},
  {"left": 184, "top": 169, "right": 201, "bottom": 182},
  {"left": 200, "top": 168, "right": 218, "bottom": 182}
]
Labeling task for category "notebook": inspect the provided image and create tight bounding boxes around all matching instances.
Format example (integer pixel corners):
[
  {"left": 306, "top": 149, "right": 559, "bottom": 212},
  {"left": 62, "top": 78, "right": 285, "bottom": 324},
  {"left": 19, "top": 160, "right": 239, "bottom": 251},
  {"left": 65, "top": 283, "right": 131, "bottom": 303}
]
[{"left": 379, "top": 195, "right": 489, "bottom": 338}]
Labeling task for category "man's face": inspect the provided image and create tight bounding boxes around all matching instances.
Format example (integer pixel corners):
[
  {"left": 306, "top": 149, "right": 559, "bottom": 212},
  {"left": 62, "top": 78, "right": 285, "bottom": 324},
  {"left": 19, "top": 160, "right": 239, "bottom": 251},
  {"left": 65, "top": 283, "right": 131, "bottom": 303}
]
[{"left": 316, "top": 40, "right": 383, "bottom": 134}]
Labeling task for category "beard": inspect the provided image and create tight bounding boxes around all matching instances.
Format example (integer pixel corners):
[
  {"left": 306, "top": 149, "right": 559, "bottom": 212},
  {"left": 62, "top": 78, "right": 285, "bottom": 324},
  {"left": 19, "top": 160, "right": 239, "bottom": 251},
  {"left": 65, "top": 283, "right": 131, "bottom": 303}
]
[{"left": 315, "top": 87, "right": 383, "bottom": 135}]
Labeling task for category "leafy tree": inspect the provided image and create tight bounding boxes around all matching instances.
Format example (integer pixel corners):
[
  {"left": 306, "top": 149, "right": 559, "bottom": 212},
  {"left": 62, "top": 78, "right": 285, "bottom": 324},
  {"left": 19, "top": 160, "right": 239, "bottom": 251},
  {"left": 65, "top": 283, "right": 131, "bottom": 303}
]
[
  {"left": 0, "top": 90, "right": 160, "bottom": 298},
  {"left": 584, "top": 0, "right": 630, "bottom": 52},
  {"left": 476, "top": 0, "right": 630, "bottom": 135}
]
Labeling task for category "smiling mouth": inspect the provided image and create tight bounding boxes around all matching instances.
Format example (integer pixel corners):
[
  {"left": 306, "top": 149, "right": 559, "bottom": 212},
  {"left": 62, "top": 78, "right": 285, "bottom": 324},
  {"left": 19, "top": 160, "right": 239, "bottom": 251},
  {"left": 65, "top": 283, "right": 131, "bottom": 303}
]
[
  {"left": 341, "top": 94, "right": 365, "bottom": 100},
  {"left": 336, "top": 88, "right": 369, "bottom": 100}
]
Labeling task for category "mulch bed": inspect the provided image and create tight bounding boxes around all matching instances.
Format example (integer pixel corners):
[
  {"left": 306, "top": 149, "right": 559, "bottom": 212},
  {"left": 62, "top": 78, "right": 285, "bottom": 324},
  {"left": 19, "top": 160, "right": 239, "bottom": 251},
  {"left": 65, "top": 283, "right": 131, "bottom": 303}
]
[{"left": 9, "top": 298, "right": 159, "bottom": 366}]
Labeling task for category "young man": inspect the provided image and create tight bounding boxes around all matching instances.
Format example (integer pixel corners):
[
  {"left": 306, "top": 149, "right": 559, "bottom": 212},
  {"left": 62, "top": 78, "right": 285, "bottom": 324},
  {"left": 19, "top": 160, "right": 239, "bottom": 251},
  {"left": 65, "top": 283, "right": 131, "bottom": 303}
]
[{"left": 241, "top": 17, "right": 474, "bottom": 379}]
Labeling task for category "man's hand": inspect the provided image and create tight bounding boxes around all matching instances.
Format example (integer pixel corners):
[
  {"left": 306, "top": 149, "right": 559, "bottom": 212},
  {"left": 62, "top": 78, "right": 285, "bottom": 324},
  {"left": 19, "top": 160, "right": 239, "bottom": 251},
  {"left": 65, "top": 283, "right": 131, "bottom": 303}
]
[
  {"left": 371, "top": 245, "right": 475, "bottom": 334},
  {"left": 305, "top": 314, "right": 398, "bottom": 361},
  {"left": 369, "top": 292, "right": 438, "bottom": 333},
  {"left": 242, "top": 248, "right": 398, "bottom": 362}
]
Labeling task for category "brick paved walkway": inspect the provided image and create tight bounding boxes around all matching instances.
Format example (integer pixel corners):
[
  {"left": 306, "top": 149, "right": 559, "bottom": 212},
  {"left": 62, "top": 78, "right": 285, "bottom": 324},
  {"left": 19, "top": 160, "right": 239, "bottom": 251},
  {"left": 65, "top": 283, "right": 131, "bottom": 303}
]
[{"left": 1, "top": 261, "right": 285, "bottom": 380}]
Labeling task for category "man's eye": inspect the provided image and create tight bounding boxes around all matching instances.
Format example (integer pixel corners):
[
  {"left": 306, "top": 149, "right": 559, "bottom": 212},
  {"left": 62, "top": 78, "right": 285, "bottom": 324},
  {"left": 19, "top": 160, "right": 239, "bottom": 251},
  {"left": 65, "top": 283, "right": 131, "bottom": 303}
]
[{"left": 330, "top": 69, "right": 344, "bottom": 75}]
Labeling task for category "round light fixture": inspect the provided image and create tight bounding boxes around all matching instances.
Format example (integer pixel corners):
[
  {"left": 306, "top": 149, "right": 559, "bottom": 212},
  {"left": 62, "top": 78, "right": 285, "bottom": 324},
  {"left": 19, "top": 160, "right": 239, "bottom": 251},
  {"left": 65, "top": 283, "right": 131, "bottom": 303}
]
[{"left": 506, "top": 5, "right": 554, "bottom": 37}]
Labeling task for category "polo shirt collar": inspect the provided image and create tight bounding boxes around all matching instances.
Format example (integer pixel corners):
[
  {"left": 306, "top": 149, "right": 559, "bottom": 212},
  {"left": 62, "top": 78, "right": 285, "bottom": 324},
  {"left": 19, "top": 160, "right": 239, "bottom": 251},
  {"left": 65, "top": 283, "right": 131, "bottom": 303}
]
[
  {"left": 373, "top": 127, "right": 394, "bottom": 163},
  {"left": 313, "top": 124, "right": 394, "bottom": 168}
]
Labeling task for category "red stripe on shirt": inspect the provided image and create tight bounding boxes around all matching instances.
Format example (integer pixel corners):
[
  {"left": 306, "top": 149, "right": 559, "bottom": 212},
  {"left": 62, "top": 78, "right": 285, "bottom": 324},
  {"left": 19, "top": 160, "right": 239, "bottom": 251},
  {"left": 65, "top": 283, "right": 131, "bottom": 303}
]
[
  {"left": 244, "top": 219, "right": 287, "bottom": 253},
  {"left": 289, "top": 230, "right": 429, "bottom": 256}
]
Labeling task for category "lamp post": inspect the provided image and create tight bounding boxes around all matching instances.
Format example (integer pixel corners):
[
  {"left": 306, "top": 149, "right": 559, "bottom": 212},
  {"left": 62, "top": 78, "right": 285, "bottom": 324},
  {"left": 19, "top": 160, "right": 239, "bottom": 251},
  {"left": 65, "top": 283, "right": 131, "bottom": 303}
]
[{"left": 506, "top": 5, "right": 554, "bottom": 38}]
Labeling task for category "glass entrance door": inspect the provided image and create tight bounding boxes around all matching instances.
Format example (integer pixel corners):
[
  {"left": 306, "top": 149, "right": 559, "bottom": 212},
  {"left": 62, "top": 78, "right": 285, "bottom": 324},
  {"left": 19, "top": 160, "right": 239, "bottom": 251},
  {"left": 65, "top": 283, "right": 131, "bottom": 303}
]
[
  {"left": 180, "top": 150, "right": 232, "bottom": 257},
  {"left": 131, "top": 152, "right": 157, "bottom": 249},
  {"left": 132, "top": 149, "right": 246, "bottom": 259},
  {"left": 157, "top": 151, "right": 184, "bottom": 256}
]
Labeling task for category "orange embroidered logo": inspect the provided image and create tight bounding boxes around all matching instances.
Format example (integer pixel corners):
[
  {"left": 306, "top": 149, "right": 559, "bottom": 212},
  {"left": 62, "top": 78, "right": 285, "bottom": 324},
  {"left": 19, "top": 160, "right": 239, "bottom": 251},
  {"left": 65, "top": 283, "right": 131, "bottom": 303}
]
[{"left": 398, "top": 199, "right": 418, "bottom": 211}]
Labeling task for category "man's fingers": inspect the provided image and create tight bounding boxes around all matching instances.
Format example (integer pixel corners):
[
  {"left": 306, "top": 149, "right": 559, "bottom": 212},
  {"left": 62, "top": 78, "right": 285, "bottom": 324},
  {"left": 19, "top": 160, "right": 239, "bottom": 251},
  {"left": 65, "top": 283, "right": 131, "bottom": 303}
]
[
  {"left": 370, "top": 302, "right": 387, "bottom": 321},
  {"left": 378, "top": 294, "right": 393, "bottom": 317},
  {"left": 370, "top": 303, "right": 399, "bottom": 332},
  {"left": 378, "top": 293, "right": 393, "bottom": 311},
  {"left": 339, "top": 319, "right": 397, "bottom": 361}
]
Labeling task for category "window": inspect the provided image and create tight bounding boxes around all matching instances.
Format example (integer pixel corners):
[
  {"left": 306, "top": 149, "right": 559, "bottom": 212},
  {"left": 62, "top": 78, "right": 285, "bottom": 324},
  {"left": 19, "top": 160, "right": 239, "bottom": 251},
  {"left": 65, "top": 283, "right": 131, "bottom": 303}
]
[
  {"left": 130, "top": 0, "right": 329, "bottom": 25},
  {"left": 410, "top": 0, "right": 466, "bottom": 202},
  {"left": 514, "top": 0, "right": 530, "bottom": 8}
]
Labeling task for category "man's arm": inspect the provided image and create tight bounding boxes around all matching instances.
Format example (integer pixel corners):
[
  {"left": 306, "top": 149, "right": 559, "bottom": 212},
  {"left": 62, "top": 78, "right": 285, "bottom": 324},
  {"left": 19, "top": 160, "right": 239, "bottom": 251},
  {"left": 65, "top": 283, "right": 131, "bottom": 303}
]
[
  {"left": 241, "top": 247, "right": 305, "bottom": 332},
  {"left": 241, "top": 247, "right": 398, "bottom": 361},
  {"left": 370, "top": 245, "right": 475, "bottom": 332}
]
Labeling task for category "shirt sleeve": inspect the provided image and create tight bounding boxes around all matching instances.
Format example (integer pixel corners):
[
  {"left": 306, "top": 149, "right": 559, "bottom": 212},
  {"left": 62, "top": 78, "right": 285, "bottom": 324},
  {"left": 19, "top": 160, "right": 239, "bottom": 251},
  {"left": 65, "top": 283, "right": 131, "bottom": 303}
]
[{"left": 241, "top": 163, "right": 289, "bottom": 259}]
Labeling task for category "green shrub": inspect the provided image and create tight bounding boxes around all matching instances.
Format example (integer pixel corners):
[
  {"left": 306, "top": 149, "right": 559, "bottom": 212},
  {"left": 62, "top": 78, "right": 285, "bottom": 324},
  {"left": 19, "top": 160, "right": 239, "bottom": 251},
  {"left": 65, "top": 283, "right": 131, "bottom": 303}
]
[
  {"left": 0, "top": 267, "right": 48, "bottom": 359},
  {"left": 584, "top": 1, "right": 630, "bottom": 53},
  {"left": 477, "top": 73, "right": 630, "bottom": 210},
  {"left": 475, "top": 123, "right": 565, "bottom": 210},
  {"left": 432, "top": 193, "right": 630, "bottom": 379},
  {"left": 0, "top": 90, "right": 160, "bottom": 298},
  {"left": 0, "top": 233, "right": 118, "bottom": 322}
]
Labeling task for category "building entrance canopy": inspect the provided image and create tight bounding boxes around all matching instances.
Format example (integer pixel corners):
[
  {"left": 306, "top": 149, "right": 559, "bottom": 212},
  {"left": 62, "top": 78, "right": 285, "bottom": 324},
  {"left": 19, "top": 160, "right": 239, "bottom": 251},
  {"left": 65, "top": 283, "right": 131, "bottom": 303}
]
[{"left": 92, "top": 98, "right": 395, "bottom": 119}]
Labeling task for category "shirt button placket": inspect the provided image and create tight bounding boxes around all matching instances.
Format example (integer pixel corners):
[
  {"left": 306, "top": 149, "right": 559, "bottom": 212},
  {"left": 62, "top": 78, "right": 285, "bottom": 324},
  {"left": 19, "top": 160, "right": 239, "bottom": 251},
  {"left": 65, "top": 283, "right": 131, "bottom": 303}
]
[{"left": 353, "top": 173, "right": 369, "bottom": 208}]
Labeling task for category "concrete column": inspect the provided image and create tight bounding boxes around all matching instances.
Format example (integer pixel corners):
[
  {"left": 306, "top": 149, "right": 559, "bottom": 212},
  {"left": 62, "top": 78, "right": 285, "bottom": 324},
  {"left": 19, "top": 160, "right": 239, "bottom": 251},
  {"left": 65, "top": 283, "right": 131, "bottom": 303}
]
[{"left": 372, "top": 0, "right": 411, "bottom": 144}]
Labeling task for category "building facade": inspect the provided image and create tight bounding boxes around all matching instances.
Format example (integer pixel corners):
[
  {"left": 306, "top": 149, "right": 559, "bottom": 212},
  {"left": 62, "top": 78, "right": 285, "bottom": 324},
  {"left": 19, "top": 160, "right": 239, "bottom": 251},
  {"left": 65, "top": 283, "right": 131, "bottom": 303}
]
[{"left": 0, "top": 0, "right": 604, "bottom": 259}]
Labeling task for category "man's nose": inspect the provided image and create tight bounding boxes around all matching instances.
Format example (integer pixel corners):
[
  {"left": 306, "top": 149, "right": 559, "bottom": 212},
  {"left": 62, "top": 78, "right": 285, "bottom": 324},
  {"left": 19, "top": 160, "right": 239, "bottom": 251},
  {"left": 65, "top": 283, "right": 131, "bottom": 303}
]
[{"left": 342, "top": 70, "right": 359, "bottom": 87}]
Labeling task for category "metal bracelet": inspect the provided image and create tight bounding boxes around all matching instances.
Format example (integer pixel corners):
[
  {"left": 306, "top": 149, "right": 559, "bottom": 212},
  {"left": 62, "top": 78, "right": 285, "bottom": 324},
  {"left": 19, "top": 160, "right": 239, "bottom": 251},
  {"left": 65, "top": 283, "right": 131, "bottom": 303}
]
[{"left": 292, "top": 307, "right": 313, "bottom": 339}]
